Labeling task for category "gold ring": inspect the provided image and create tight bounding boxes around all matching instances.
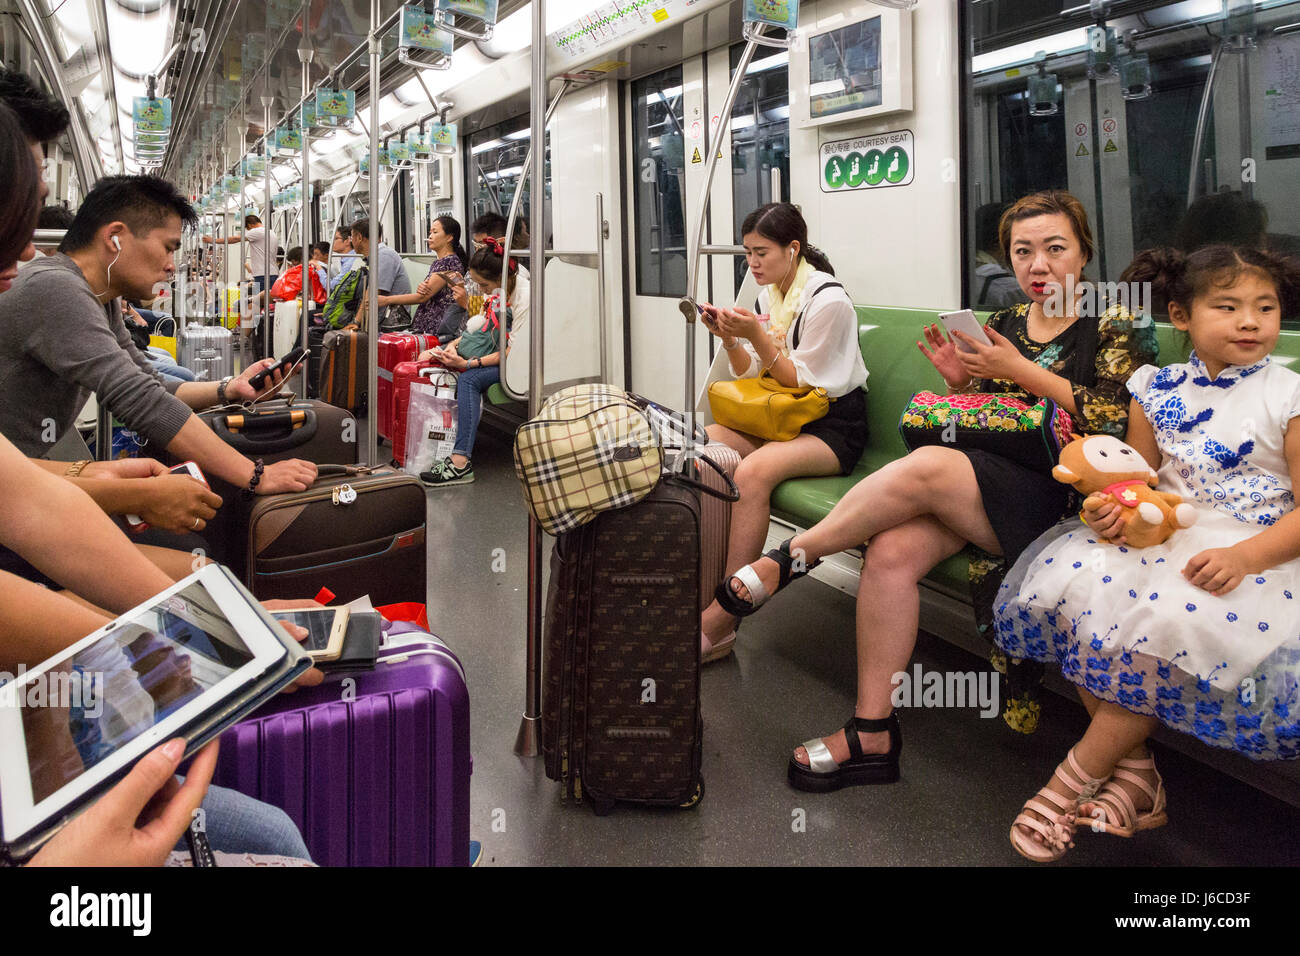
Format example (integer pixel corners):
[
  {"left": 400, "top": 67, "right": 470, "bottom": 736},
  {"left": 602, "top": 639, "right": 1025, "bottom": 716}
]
[{"left": 192, "top": 517, "right": 201, "bottom": 530}]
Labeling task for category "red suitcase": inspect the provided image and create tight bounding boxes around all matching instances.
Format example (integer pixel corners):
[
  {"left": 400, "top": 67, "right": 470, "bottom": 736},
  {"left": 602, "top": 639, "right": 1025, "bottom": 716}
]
[
  {"left": 378, "top": 333, "right": 438, "bottom": 441},
  {"left": 214, "top": 625, "right": 471, "bottom": 867},
  {"left": 390, "top": 360, "right": 456, "bottom": 467}
]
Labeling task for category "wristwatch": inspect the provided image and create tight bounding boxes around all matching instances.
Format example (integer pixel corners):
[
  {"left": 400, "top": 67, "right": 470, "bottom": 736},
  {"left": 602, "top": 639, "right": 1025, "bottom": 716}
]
[{"left": 216, "top": 375, "right": 233, "bottom": 404}]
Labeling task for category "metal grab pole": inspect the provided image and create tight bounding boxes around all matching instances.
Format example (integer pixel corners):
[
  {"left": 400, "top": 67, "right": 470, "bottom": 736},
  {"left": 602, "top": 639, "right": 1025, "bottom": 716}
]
[
  {"left": 515, "top": 0, "right": 547, "bottom": 759},
  {"left": 300, "top": 38, "right": 314, "bottom": 397},
  {"left": 263, "top": 96, "right": 275, "bottom": 359},
  {"left": 367, "top": 0, "right": 381, "bottom": 468},
  {"left": 678, "top": 36, "right": 760, "bottom": 439},
  {"left": 500, "top": 79, "right": 572, "bottom": 402},
  {"left": 1187, "top": 42, "right": 1224, "bottom": 208},
  {"left": 596, "top": 192, "right": 608, "bottom": 383}
]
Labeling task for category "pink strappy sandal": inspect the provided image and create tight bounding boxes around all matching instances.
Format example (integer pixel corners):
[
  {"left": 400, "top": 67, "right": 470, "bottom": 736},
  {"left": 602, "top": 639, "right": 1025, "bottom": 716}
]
[
  {"left": 1010, "top": 748, "right": 1107, "bottom": 863},
  {"left": 1079, "top": 753, "right": 1168, "bottom": 837}
]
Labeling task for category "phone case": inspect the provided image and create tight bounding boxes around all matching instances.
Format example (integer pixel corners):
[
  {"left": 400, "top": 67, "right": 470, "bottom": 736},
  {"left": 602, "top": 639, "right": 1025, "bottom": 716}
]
[{"left": 0, "top": 566, "right": 311, "bottom": 864}]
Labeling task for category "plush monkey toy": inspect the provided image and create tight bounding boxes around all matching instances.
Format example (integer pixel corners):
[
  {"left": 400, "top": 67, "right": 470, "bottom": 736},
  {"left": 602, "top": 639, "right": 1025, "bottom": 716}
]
[{"left": 1052, "top": 435, "right": 1197, "bottom": 548}]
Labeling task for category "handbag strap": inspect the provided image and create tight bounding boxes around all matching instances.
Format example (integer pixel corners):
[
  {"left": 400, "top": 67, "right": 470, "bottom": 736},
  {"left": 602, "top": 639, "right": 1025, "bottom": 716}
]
[{"left": 790, "top": 281, "right": 844, "bottom": 352}]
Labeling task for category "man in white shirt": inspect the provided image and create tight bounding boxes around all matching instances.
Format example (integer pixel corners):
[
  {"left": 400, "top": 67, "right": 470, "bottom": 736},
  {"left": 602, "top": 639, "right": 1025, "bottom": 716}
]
[{"left": 200, "top": 214, "right": 280, "bottom": 295}]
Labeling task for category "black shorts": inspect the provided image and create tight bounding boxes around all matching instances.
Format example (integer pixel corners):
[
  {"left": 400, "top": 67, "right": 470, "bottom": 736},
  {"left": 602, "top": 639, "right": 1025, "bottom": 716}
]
[
  {"left": 961, "top": 449, "right": 1076, "bottom": 563},
  {"left": 802, "top": 387, "right": 869, "bottom": 475}
]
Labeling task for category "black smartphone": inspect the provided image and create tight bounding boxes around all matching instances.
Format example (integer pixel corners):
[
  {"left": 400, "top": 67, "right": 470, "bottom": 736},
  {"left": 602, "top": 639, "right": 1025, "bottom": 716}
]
[
  {"left": 697, "top": 303, "right": 720, "bottom": 328},
  {"left": 248, "top": 347, "right": 308, "bottom": 390}
]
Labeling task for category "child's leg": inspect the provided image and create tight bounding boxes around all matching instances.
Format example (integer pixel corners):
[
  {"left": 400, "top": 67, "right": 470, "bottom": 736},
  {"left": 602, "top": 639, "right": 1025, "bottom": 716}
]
[{"left": 1017, "top": 699, "right": 1158, "bottom": 850}]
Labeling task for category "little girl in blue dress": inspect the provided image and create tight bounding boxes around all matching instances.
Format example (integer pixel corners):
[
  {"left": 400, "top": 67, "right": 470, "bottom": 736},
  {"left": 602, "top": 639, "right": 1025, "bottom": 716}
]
[{"left": 994, "top": 244, "right": 1300, "bottom": 861}]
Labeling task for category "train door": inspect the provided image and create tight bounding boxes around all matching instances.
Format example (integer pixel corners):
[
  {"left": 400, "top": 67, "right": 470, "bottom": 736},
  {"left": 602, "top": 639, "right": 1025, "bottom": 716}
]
[{"left": 624, "top": 44, "right": 792, "bottom": 408}]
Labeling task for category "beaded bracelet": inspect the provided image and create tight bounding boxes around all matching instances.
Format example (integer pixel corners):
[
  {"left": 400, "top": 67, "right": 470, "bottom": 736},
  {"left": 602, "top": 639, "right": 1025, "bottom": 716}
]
[{"left": 242, "top": 458, "right": 265, "bottom": 499}]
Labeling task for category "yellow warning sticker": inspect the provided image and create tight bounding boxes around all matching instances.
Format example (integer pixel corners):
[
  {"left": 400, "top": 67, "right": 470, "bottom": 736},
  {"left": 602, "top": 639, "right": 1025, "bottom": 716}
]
[
  {"left": 653, "top": 8, "right": 668, "bottom": 21},
  {"left": 691, "top": 147, "right": 702, "bottom": 164},
  {"left": 1104, "top": 138, "right": 1118, "bottom": 153},
  {"left": 1076, "top": 143, "right": 1089, "bottom": 156}
]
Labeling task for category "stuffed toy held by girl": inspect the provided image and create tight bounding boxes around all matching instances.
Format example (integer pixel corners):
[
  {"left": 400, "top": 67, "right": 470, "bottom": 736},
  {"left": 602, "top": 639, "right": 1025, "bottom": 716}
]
[{"left": 1052, "top": 434, "right": 1198, "bottom": 548}]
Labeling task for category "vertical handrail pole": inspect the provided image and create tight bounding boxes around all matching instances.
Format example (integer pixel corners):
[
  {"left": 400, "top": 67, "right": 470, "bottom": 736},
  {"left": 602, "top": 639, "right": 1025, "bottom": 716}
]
[
  {"left": 679, "top": 36, "right": 759, "bottom": 444},
  {"left": 596, "top": 191, "right": 608, "bottom": 382},
  {"left": 515, "top": 0, "right": 547, "bottom": 759},
  {"left": 263, "top": 96, "right": 275, "bottom": 359},
  {"left": 367, "top": 0, "right": 381, "bottom": 467},
  {"left": 300, "top": 36, "right": 315, "bottom": 397},
  {"left": 1187, "top": 42, "right": 1224, "bottom": 208},
  {"left": 499, "top": 78, "right": 571, "bottom": 402}
]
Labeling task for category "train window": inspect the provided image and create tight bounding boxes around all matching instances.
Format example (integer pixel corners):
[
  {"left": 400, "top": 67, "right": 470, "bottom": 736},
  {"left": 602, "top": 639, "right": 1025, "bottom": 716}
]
[
  {"left": 728, "top": 44, "right": 792, "bottom": 293},
  {"left": 465, "top": 114, "right": 551, "bottom": 243},
  {"left": 632, "top": 64, "right": 688, "bottom": 297},
  {"left": 963, "top": 0, "right": 1300, "bottom": 326}
]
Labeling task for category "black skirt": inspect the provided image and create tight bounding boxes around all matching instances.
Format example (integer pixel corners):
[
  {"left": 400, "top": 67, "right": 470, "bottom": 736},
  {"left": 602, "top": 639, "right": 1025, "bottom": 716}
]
[
  {"left": 960, "top": 449, "right": 1075, "bottom": 563},
  {"left": 803, "top": 387, "right": 869, "bottom": 475}
]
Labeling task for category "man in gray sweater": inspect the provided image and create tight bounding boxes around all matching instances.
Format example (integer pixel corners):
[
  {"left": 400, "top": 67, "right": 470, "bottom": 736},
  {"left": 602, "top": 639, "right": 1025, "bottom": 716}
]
[{"left": 0, "top": 175, "right": 317, "bottom": 500}]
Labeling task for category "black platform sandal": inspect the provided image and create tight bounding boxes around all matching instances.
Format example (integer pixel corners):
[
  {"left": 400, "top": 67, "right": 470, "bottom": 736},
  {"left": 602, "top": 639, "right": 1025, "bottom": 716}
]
[
  {"left": 714, "top": 537, "right": 820, "bottom": 618},
  {"left": 787, "top": 713, "right": 902, "bottom": 793}
]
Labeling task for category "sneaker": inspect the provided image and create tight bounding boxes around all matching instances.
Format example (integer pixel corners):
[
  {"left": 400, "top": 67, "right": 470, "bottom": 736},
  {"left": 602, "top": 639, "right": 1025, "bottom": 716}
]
[{"left": 420, "top": 457, "right": 474, "bottom": 487}]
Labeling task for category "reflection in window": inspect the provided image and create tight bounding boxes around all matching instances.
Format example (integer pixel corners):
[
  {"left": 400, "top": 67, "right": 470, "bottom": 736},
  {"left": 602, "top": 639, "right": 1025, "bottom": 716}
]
[
  {"left": 632, "top": 65, "right": 687, "bottom": 297},
  {"left": 466, "top": 114, "right": 551, "bottom": 243},
  {"left": 729, "top": 45, "right": 792, "bottom": 293},
  {"left": 963, "top": 1, "right": 1300, "bottom": 325}
]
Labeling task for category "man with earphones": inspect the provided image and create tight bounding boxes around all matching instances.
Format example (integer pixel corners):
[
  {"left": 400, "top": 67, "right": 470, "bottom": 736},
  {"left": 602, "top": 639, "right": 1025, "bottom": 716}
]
[{"left": 0, "top": 175, "right": 317, "bottom": 518}]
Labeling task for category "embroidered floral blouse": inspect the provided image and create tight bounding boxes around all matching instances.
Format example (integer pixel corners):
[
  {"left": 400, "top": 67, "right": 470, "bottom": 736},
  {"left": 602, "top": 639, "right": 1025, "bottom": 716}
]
[{"left": 966, "top": 302, "right": 1158, "bottom": 436}]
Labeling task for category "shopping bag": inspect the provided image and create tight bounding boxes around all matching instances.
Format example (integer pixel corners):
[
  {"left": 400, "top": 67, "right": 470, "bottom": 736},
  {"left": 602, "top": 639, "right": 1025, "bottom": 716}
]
[
  {"left": 402, "top": 381, "right": 458, "bottom": 478},
  {"left": 148, "top": 316, "right": 178, "bottom": 359}
]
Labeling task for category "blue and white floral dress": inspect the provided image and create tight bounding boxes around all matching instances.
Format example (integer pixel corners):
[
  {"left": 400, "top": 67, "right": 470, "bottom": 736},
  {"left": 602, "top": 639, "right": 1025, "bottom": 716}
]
[{"left": 994, "top": 352, "right": 1300, "bottom": 759}]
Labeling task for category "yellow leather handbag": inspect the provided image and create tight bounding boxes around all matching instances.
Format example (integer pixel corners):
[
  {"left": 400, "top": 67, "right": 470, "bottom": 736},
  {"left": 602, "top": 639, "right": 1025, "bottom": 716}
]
[{"left": 708, "top": 371, "right": 829, "bottom": 442}]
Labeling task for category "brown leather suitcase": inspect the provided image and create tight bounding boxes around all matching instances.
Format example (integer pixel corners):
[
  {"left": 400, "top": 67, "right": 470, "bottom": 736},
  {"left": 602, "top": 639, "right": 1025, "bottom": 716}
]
[
  {"left": 694, "top": 441, "right": 740, "bottom": 611},
  {"left": 245, "top": 464, "right": 426, "bottom": 605},
  {"left": 542, "top": 478, "right": 709, "bottom": 815},
  {"left": 319, "top": 328, "right": 368, "bottom": 413}
]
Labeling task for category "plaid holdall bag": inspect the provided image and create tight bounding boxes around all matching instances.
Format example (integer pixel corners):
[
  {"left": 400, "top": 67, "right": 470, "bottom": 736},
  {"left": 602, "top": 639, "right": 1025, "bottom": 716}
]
[{"left": 514, "top": 384, "right": 663, "bottom": 535}]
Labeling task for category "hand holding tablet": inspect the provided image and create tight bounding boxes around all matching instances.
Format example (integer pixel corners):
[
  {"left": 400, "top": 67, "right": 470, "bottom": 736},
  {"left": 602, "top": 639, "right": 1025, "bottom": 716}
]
[{"left": 0, "top": 565, "right": 311, "bottom": 863}]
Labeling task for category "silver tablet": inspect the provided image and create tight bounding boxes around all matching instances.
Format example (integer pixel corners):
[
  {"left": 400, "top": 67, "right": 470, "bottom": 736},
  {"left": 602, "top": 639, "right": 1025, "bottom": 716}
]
[{"left": 0, "top": 565, "right": 292, "bottom": 850}]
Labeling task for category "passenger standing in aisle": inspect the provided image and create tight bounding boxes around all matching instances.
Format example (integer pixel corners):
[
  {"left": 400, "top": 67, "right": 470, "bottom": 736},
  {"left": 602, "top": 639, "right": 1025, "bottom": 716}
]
[
  {"left": 700, "top": 203, "right": 868, "bottom": 664},
  {"left": 199, "top": 213, "right": 279, "bottom": 298}
]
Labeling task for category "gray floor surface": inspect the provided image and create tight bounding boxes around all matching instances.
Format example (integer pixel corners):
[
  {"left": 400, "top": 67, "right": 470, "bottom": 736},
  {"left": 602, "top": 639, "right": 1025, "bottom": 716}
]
[{"left": 425, "top": 426, "right": 1300, "bottom": 867}]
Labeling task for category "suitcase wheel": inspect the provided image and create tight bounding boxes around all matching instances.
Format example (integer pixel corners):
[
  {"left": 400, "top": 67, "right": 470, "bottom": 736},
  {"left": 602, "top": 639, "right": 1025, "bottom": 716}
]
[{"left": 679, "top": 779, "right": 705, "bottom": 810}]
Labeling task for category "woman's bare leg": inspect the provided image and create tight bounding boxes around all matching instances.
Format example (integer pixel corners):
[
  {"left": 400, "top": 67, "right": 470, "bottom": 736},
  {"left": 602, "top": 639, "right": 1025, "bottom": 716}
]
[
  {"left": 700, "top": 428, "right": 838, "bottom": 643},
  {"left": 736, "top": 447, "right": 1002, "bottom": 604},
  {"left": 791, "top": 515, "right": 967, "bottom": 765}
]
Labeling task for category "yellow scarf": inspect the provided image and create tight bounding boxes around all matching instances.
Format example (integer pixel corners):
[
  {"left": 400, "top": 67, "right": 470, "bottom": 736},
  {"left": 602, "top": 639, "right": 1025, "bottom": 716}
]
[{"left": 765, "top": 258, "right": 814, "bottom": 354}]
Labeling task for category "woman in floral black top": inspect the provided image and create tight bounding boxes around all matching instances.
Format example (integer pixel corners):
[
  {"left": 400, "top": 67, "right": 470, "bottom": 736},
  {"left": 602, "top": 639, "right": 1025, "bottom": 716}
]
[{"left": 717, "top": 191, "right": 1157, "bottom": 793}]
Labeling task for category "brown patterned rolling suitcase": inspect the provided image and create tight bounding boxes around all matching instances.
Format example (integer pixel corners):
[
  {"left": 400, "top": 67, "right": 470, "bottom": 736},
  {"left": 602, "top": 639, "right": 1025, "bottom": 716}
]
[{"left": 542, "top": 478, "right": 707, "bottom": 815}]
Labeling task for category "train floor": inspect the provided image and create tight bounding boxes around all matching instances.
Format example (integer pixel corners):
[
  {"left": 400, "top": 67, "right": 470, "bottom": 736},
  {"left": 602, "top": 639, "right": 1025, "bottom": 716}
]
[{"left": 423, "top": 428, "right": 1300, "bottom": 867}]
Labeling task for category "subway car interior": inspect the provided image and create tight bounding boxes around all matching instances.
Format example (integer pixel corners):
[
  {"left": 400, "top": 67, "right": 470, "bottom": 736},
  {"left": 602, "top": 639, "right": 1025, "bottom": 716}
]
[{"left": 3, "top": 0, "right": 1300, "bottom": 876}]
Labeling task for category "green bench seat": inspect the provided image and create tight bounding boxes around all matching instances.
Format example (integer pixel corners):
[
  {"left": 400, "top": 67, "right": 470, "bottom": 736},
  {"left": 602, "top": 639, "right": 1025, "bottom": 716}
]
[{"left": 769, "top": 305, "right": 1300, "bottom": 603}]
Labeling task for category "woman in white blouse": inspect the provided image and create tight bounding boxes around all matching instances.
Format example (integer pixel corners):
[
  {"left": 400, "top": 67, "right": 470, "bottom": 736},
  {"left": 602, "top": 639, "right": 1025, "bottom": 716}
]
[{"left": 700, "top": 203, "right": 869, "bottom": 664}]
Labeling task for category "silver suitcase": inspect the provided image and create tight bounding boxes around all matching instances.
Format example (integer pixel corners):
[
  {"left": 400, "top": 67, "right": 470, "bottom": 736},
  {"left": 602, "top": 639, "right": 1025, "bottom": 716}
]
[{"left": 179, "top": 323, "right": 234, "bottom": 381}]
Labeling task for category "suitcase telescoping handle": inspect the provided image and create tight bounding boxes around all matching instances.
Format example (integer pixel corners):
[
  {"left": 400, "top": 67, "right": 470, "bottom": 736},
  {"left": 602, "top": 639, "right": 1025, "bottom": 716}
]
[
  {"left": 215, "top": 408, "right": 318, "bottom": 451},
  {"left": 663, "top": 453, "right": 740, "bottom": 502}
]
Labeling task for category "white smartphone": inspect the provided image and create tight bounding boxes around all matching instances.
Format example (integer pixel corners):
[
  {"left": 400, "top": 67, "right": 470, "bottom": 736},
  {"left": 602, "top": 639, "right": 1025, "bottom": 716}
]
[
  {"left": 270, "top": 606, "right": 350, "bottom": 663},
  {"left": 126, "top": 461, "right": 208, "bottom": 533},
  {"left": 938, "top": 309, "right": 993, "bottom": 353}
]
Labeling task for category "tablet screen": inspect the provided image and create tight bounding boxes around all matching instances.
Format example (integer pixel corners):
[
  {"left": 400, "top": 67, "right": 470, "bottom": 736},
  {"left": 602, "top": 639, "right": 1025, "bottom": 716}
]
[{"left": 18, "top": 579, "right": 256, "bottom": 805}]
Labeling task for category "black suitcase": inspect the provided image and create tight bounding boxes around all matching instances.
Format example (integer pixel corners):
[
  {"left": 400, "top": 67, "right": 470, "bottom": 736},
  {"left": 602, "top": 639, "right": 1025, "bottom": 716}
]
[
  {"left": 307, "top": 326, "right": 328, "bottom": 399},
  {"left": 182, "top": 397, "right": 360, "bottom": 566},
  {"left": 244, "top": 465, "right": 426, "bottom": 605},
  {"left": 542, "top": 479, "right": 707, "bottom": 815}
]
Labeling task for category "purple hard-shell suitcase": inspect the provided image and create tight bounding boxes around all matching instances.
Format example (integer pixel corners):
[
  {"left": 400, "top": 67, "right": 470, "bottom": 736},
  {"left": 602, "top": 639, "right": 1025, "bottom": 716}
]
[{"left": 213, "top": 631, "right": 471, "bottom": 867}]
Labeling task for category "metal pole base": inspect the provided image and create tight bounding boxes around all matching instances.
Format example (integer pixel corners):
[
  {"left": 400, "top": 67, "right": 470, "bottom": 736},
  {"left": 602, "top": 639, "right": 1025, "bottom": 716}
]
[{"left": 514, "top": 714, "right": 541, "bottom": 757}]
